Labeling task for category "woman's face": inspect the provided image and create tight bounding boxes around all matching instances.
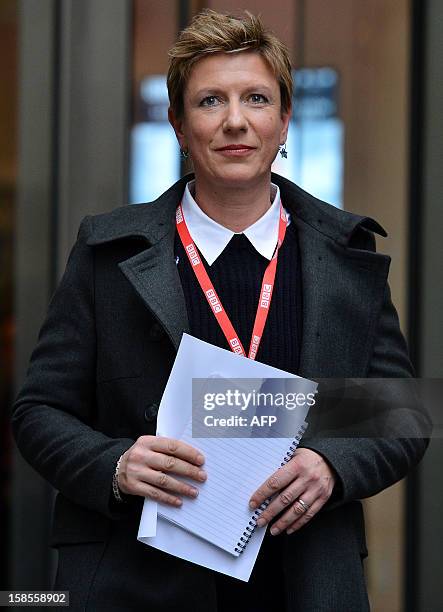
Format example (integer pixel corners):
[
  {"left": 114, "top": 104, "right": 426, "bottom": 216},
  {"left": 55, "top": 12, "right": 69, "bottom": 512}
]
[{"left": 169, "top": 51, "right": 291, "bottom": 191}]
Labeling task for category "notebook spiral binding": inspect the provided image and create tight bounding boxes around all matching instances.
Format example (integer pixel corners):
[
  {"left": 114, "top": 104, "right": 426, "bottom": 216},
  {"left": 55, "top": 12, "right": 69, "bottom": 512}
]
[{"left": 234, "top": 423, "right": 307, "bottom": 555}]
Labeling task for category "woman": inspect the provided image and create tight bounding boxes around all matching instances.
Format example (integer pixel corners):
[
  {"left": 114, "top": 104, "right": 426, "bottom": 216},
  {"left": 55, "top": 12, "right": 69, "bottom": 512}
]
[{"left": 12, "top": 10, "right": 428, "bottom": 611}]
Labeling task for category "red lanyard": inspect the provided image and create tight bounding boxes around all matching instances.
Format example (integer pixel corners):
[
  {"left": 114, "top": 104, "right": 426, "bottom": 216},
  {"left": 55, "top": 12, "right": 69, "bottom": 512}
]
[{"left": 176, "top": 201, "right": 288, "bottom": 359}]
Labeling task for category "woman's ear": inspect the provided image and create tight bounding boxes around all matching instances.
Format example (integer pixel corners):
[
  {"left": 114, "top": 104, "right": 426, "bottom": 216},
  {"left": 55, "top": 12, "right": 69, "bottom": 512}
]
[
  {"left": 168, "top": 107, "right": 187, "bottom": 150},
  {"left": 279, "top": 103, "right": 292, "bottom": 144}
]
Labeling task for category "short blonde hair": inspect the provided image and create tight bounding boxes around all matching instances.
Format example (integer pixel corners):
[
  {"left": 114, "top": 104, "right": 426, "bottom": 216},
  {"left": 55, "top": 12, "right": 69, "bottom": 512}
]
[{"left": 167, "top": 9, "right": 293, "bottom": 119}]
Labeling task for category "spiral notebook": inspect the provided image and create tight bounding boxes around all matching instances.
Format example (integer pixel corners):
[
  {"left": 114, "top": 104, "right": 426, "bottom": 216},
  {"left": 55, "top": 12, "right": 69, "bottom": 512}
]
[{"left": 158, "top": 420, "right": 307, "bottom": 557}]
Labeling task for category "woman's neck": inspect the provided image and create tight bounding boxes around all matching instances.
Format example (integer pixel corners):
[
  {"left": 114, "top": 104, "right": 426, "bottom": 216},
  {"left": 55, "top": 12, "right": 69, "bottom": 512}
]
[{"left": 193, "top": 176, "right": 273, "bottom": 232}]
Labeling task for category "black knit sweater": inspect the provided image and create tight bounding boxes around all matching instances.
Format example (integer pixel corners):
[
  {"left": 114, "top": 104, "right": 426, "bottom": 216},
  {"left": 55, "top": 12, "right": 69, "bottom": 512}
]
[{"left": 174, "top": 221, "right": 302, "bottom": 374}]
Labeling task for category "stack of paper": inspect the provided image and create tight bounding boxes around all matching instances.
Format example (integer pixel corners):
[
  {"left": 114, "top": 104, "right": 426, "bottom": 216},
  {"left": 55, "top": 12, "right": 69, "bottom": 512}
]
[{"left": 137, "top": 334, "right": 314, "bottom": 581}]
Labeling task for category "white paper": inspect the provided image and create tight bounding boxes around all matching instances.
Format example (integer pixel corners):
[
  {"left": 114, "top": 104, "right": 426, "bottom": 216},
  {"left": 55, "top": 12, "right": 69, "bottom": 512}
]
[
  {"left": 137, "top": 333, "right": 314, "bottom": 581},
  {"left": 159, "top": 423, "right": 305, "bottom": 556}
]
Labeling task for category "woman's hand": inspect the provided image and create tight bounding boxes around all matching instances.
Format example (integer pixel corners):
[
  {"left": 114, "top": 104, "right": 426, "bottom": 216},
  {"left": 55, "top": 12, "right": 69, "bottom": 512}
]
[
  {"left": 249, "top": 448, "right": 336, "bottom": 535},
  {"left": 117, "top": 435, "right": 207, "bottom": 506}
]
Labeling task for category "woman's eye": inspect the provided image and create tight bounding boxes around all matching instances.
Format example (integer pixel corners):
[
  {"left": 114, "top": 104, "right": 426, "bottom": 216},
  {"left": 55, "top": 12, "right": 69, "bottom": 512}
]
[
  {"left": 249, "top": 93, "right": 268, "bottom": 104},
  {"left": 200, "top": 95, "right": 220, "bottom": 107}
]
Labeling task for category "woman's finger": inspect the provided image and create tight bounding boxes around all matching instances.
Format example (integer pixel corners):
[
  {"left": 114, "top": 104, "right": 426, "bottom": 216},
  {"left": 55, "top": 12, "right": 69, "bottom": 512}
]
[
  {"left": 255, "top": 477, "right": 305, "bottom": 527},
  {"left": 123, "top": 466, "right": 200, "bottom": 499},
  {"left": 249, "top": 462, "right": 299, "bottom": 510},
  {"left": 284, "top": 496, "right": 326, "bottom": 534},
  {"left": 268, "top": 491, "right": 317, "bottom": 535},
  {"left": 148, "top": 436, "right": 205, "bottom": 466},
  {"left": 136, "top": 482, "right": 184, "bottom": 507},
  {"left": 145, "top": 450, "right": 207, "bottom": 483}
]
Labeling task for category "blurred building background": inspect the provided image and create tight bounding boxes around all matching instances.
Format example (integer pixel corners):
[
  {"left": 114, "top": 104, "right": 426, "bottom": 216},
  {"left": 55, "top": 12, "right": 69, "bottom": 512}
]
[{"left": 0, "top": 1, "right": 442, "bottom": 610}]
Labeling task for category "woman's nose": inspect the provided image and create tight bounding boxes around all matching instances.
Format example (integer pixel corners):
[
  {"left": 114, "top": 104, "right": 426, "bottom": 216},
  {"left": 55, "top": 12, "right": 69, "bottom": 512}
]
[{"left": 222, "top": 101, "right": 248, "bottom": 132}]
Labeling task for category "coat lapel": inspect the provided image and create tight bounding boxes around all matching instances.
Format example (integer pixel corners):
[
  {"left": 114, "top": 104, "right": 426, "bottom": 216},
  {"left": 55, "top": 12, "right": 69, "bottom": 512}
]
[
  {"left": 295, "top": 217, "right": 331, "bottom": 378},
  {"left": 88, "top": 173, "right": 391, "bottom": 368},
  {"left": 277, "top": 174, "right": 391, "bottom": 379},
  {"left": 294, "top": 217, "right": 389, "bottom": 378},
  {"left": 87, "top": 177, "right": 191, "bottom": 350},
  {"left": 118, "top": 230, "right": 189, "bottom": 350}
]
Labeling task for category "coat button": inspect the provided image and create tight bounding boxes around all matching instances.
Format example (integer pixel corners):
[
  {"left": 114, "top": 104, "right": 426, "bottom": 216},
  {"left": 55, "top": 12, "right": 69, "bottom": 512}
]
[
  {"left": 149, "top": 323, "right": 164, "bottom": 341},
  {"left": 144, "top": 403, "right": 159, "bottom": 423}
]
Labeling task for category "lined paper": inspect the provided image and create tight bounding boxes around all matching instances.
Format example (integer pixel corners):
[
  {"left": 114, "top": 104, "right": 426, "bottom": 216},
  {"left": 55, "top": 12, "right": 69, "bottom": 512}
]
[{"left": 158, "top": 420, "right": 306, "bottom": 556}]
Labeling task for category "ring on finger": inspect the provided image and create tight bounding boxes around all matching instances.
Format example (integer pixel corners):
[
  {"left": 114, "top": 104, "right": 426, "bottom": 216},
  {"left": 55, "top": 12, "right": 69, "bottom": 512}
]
[{"left": 296, "top": 497, "right": 311, "bottom": 513}]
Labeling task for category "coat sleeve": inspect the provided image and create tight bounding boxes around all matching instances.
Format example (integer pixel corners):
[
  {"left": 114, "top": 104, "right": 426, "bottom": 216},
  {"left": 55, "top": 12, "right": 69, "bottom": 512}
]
[
  {"left": 299, "top": 280, "right": 431, "bottom": 508},
  {"left": 11, "top": 217, "right": 136, "bottom": 519}
]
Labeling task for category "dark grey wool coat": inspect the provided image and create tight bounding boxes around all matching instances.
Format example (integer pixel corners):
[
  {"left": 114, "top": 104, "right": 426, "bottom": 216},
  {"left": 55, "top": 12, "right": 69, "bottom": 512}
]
[{"left": 12, "top": 173, "right": 428, "bottom": 611}]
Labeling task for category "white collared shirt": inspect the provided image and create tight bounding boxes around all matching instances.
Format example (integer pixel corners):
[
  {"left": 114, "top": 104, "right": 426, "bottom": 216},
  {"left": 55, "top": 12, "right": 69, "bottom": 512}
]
[{"left": 181, "top": 181, "right": 290, "bottom": 266}]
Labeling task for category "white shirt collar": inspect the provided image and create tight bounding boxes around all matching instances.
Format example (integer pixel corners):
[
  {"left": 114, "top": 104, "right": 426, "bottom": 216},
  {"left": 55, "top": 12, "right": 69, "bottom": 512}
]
[{"left": 180, "top": 180, "right": 290, "bottom": 266}]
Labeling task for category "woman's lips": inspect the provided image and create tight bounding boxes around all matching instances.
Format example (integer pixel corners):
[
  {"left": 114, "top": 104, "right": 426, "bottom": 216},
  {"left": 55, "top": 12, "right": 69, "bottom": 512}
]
[{"left": 215, "top": 145, "right": 256, "bottom": 157}]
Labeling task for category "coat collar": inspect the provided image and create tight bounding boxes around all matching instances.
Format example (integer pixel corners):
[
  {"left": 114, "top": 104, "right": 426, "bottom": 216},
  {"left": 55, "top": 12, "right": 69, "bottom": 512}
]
[
  {"left": 86, "top": 172, "right": 387, "bottom": 249},
  {"left": 87, "top": 174, "right": 390, "bottom": 377}
]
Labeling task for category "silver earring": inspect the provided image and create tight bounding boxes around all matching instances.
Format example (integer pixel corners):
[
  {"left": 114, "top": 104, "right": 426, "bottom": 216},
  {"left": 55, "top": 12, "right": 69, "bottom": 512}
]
[
  {"left": 180, "top": 147, "right": 189, "bottom": 160},
  {"left": 279, "top": 143, "right": 288, "bottom": 159}
]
